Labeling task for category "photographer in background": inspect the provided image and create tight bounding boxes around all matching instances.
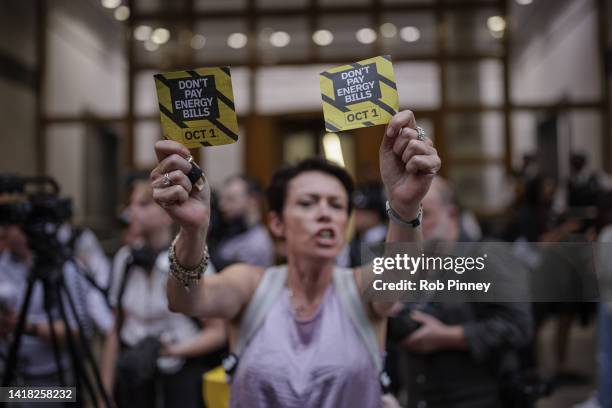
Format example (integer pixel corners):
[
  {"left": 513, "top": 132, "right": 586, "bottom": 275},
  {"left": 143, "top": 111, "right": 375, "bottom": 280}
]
[
  {"left": 100, "top": 178, "right": 226, "bottom": 408},
  {"left": 391, "top": 178, "right": 533, "bottom": 408},
  {"left": 0, "top": 224, "right": 90, "bottom": 406}
]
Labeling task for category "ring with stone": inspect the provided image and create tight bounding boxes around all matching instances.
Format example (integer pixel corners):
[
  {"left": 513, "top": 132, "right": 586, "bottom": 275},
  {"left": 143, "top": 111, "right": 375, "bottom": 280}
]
[
  {"left": 163, "top": 172, "right": 172, "bottom": 187},
  {"left": 416, "top": 126, "right": 426, "bottom": 141}
]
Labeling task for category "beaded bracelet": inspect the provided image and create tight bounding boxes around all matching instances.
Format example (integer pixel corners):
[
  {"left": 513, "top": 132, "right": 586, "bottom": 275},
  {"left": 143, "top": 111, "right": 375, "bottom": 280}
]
[{"left": 168, "top": 236, "right": 209, "bottom": 292}]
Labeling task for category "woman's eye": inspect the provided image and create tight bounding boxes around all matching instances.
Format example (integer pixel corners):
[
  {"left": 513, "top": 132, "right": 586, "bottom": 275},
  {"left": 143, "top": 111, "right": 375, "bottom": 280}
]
[
  {"left": 330, "top": 201, "right": 344, "bottom": 210},
  {"left": 298, "top": 201, "right": 313, "bottom": 207}
]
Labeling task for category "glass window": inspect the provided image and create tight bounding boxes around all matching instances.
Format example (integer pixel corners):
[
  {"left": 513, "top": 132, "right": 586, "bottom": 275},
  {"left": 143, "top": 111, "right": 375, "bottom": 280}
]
[
  {"left": 510, "top": 7, "right": 602, "bottom": 104},
  {"left": 446, "top": 112, "right": 504, "bottom": 159},
  {"left": 511, "top": 111, "right": 538, "bottom": 170},
  {"left": 445, "top": 8, "right": 503, "bottom": 54},
  {"left": 256, "top": 65, "right": 328, "bottom": 114},
  {"left": 134, "top": 120, "right": 162, "bottom": 169},
  {"left": 446, "top": 60, "right": 503, "bottom": 106},
  {"left": 395, "top": 62, "right": 440, "bottom": 110},
  {"left": 449, "top": 164, "right": 512, "bottom": 211},
  {"left": 135, "top": 71, "right": 158, "bottom": 116}
]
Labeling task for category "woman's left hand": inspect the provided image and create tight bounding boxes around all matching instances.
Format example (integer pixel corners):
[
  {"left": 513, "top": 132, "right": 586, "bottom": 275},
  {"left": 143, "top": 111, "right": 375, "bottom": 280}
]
[{"left": 379, "top": 110, "right": 441, "bottom": 219}]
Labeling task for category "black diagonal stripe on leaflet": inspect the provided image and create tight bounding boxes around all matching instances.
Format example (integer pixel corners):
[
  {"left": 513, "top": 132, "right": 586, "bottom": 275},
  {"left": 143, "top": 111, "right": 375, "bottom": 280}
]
[
  {"left": 322, "top": 94, "right": 349, "bottom": 113},
  {"left": 200, "top": 141, "right": 212, "bottom": 147},
  {"left": 325, "top": 121, "right": 340, "bottom": 132},
  {"left": 371, "top": 99, "right": 397, "bottom": 116},
  {"left": 187, "top": 70, "right": 236, "bottom": 112},
  {"left": 220, "top": 67, "right": 231, "bottom": 77},
  {"left": 363, "top": 121, "right": 375, "bottom": 127},
  {"left": 320, "top": 71, "right": 348, "bottom": 110},
  {"left": 155, "top": 75, "right": 189, "bottom": 127},
  {"left": 376, "top": 74, "right": 397, "bottom": 90},
  {"left": 158, "top": 103, "right": 188, "bottom": 129},
  {"left": 206, "top": 117, "right": 239, "bottom": 141}
]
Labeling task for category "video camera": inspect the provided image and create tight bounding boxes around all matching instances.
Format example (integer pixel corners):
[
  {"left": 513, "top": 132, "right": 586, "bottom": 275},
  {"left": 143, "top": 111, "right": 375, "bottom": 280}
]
[
  {"left": 0, "top": 174, "right": 73, "bottom": 271},
  {"left": 0, "top": 174, "right": 72, "bottom": 227}
]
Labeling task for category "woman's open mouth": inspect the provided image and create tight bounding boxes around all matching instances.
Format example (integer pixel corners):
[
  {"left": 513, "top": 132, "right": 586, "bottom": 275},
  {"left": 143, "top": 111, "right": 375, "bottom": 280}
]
[{"left": 314, "top": 228, "right": 336, "bottom": 246}]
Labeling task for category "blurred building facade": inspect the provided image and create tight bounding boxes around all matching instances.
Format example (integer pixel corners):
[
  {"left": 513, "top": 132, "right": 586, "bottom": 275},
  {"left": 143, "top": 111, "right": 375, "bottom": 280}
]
[{"left": 0, "top": 0, "right": 610, "bottom": 234}]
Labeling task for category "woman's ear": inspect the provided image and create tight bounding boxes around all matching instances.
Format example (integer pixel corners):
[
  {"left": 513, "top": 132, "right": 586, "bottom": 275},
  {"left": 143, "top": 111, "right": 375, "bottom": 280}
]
[{"left": 268, "top": 212, "right": 285, "bottom": 239}]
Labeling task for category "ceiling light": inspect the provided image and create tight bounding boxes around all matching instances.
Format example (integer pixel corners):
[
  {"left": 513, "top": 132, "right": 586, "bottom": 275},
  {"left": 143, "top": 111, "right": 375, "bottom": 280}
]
[
  {"left": 190, "top": 34, "right": 206, "bottom": 50},
  {"left": 227, "top": 32, "right": 248, "bottom": 49},
  {"left": 356, "top": 28, "right": 377, "bottom": 44},
  {"left": 516, "top": 0, "right": 533, "bottom": 4},
  {"left": 312, "top": 29, "right": 333, "bottom": 46},
  {"left": 487, "top": 16, "right": 506, "bottom": 32},
  {"left": 270, "top": 31, "right": 290, "bottom": 48},
  {"left": 490, "top": 30, "right": 504, "bottom": 39},
  {"left": 400, "top": 26, "right": 420, "bottom": 42},
  {"left": 144, "top": 41, "right": 159, "bottom": 52},
  {"left": 113, "top": 5, "right": 130, "bottom": 21},
  {"left": 380, "top": 22, "right": 398, "bottom": 39},
  {"left": 101, "top": 0, "right": 121, "bottom": 9},
  {"left": 134, "top": 25, "right": 152, "bottom": 41},
  {"left": 151, "top": 28, "right": 170, "bottom": 45}
]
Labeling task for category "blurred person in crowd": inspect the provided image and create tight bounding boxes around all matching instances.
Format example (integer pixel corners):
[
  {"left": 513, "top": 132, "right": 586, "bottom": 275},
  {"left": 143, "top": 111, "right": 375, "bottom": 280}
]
[
  {"left": 391, "top": 177, "right": 533, "bottom": 408},
  {"left": 58, "top": 224, "right": 114, "bottom": 335},
  {"left": 574, "top": 191, "right": 612, "bottom": 408},
  {"left": 568, "top": 152, "right": 600, "bottom": 208},
  {"left": 152, "top": 110, "right": 440, "bottom": 407},
  {"left": 210, "top": 175, "right": 274, "bottom": 270},
  {"left": 100, "top": 179, "right": 226, "bottom": 408},
  {"left": 0, "top": 224, "right": 94, "bottom": 406},
  {"left": 348, "top": 182, "right": 388, "bottom": 268}
]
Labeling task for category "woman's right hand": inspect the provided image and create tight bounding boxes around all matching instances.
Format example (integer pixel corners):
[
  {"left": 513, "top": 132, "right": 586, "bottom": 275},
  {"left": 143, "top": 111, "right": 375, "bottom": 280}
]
[{"left": 151, "top": 140, "right": 211, "bottom": 234}]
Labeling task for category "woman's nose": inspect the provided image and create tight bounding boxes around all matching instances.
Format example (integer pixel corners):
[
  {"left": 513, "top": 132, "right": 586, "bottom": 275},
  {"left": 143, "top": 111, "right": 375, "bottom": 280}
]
[{"left": 316, "top": 202, "right": 332, "bottom": 221}]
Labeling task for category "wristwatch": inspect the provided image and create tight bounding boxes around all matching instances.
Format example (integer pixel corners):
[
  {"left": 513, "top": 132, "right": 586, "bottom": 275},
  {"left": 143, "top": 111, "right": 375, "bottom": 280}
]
[{"left": 386, "top": 201, "right": 423, "bottom": 228}]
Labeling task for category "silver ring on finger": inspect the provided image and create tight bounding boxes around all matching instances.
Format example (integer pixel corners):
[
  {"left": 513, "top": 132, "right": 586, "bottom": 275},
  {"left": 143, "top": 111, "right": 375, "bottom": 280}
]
[
  {"left": 416, "top": 126, "right": 426, "bottom": 142},
  {"left": 163, "top": 172, "right": 172, "bottom": 187}
]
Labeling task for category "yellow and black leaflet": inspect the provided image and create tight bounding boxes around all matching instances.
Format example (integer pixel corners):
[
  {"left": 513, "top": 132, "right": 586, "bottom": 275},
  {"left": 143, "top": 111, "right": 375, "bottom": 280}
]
[
  {"left": 154, "top": 67, "right": 239, "bottom": 148},
  {"left": 320, "top": 55, "right": 399, "bottom": 132}
]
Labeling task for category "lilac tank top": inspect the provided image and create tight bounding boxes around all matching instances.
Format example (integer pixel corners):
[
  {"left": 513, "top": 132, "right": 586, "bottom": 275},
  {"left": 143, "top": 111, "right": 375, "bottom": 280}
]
[{"left": 230, "top": 284, "right": 382, "bottom": 408}]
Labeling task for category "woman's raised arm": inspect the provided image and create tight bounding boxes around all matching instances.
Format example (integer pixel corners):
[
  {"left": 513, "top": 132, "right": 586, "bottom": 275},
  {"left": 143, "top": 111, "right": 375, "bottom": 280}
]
[{"left": 151, "top": 140, "right": 261, "bottom": 320}]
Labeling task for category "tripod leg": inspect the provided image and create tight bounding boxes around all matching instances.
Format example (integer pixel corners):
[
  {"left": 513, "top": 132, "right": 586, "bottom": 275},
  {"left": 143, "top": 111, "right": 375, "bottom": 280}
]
[
  {"left": 53, "top": 284, "right": 95, "bottom": 408},
  {"left": 1, "top": 275, "right": 36, "bottom": 387},
  {"left": 59, "top": 281, "right": 116, "bottom": 408},
  {"left": 42, "top": 281, "right": 67, "bottom": 386}
]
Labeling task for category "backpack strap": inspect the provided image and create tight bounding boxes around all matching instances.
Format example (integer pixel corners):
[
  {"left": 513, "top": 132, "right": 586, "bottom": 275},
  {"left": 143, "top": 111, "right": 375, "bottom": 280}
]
[
  {"left": 223, "top": 265, "right": 288, "bottom": 379},
  {"left": 333, "top": 267, "right": 391, "bottom": 390},
  {"left": 234, "top": 264, "right": 288, "bottom": 355}
]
